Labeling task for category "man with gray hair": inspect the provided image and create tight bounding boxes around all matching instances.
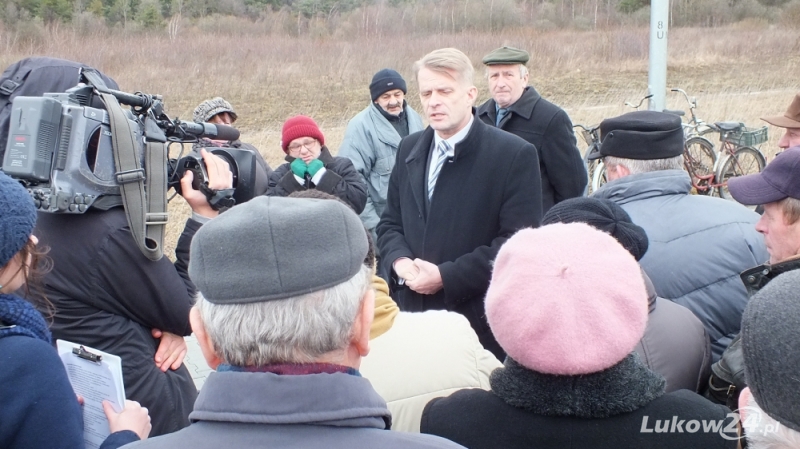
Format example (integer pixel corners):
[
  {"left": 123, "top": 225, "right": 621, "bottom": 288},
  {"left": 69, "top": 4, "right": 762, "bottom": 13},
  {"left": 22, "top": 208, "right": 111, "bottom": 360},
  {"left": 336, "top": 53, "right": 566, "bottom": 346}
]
[
  {"left": 477, "top": 46, "right": 586, "bottom": 213},
  {"left": 590, "top": 110, "right": 768, "bottom": 361},
  {"left": 377, "top": 47, "right": 542, "bottom": 359},
  {"left": 124, "top": 196, "right": 465, "bottom": 448}
]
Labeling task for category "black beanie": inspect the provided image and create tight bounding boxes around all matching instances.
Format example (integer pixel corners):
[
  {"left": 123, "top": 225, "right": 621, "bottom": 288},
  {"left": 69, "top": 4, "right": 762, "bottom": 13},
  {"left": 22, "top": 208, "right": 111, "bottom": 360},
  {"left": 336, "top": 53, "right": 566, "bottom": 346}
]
[
  {"left": 542, "top": 197, "right": 649, "bottom": 261},
  {"left": 369, "top": 69, "right": 407, "bottom": 102}
]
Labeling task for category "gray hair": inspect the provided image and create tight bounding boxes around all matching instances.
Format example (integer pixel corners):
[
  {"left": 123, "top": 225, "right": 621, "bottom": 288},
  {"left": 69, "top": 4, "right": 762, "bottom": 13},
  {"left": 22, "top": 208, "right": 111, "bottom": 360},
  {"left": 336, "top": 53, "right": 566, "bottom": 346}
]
[
  {"left": 744, "top": 395, "right": 800, "bottom": 449},
  {"left": 484, "top": 64, "right": 528, "bottom": 79},
  {"left": 196, "top": 264, "right": 371, "bottom": 366},
  {"left": 413, "top": 47, "right": 475, "bottom": 86},
  {"left": 604, "top": 154, "right": 684, "bottom": 175}
]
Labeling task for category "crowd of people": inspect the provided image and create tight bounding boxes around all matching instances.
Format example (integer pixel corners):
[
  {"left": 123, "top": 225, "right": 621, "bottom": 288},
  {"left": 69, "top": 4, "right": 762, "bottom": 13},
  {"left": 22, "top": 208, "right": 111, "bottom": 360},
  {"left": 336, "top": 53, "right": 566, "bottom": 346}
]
[{"left": 1, "top": 46, "right": 800, "bottom": 449}]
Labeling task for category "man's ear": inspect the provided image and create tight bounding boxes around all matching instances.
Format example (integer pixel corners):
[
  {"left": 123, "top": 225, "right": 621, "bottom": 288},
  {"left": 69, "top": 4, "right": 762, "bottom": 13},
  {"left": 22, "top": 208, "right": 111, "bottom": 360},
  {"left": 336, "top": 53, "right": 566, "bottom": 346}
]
[
  {"left": 190, "top": 306, "right": 223, "bottom": 370},
  {"left": 353, "top": 288, "right": 375, "bottom": 358},
  {"left": 467, "top": 85, "right": 478, "bottom": 106}
]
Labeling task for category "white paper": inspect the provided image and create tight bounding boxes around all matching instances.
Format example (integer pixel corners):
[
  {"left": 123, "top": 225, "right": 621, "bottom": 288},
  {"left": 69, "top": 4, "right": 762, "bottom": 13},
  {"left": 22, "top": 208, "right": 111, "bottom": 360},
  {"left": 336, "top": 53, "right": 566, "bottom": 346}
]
[{"left": 57, "top": 340, "right": 126, "bottom": 449}]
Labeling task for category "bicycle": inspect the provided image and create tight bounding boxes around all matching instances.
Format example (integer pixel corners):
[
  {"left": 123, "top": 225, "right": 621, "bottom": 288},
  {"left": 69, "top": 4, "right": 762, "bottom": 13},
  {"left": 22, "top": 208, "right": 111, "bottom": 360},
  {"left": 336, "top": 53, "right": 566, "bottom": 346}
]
[
  {"left": 670, "top": 88, "right": 717, "bottom": 195},
  {"left": 708, "top": 121, "right": 768, "bottom": 199},
  {"left": 574, "top": 123, "right": 603, "bottom": 194}
]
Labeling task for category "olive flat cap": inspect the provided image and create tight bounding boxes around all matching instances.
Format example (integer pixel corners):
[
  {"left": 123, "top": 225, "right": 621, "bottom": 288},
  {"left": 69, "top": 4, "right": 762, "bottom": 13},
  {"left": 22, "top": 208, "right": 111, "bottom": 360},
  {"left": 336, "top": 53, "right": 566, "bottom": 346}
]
[
  {"left": 189, "top": 196, "right": 369, "bottom": 304},
  {"left": 483, "top": 46, "right": 530, "bottom": 65}
]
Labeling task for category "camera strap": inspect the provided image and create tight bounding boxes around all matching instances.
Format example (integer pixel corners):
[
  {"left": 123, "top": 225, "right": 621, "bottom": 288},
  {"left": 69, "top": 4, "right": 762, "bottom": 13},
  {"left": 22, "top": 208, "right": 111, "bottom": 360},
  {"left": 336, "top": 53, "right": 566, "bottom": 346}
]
[{"left": 100, "top": 92, "right": 166, "bottom": 261}]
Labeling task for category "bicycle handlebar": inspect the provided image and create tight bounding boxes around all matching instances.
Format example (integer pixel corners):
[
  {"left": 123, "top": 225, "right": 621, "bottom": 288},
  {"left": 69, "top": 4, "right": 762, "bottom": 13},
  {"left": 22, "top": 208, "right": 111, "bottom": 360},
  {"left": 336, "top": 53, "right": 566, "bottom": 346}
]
[{"left": 625, "top": 94, "right": 654, "bottom": 110}]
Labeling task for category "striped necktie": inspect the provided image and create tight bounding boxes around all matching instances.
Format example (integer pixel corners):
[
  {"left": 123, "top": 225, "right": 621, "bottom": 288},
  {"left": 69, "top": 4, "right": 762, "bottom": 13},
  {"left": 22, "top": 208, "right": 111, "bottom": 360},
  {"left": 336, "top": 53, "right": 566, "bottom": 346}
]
[{"left": 428, "top": 140, "right": 450, "bottom": 200}]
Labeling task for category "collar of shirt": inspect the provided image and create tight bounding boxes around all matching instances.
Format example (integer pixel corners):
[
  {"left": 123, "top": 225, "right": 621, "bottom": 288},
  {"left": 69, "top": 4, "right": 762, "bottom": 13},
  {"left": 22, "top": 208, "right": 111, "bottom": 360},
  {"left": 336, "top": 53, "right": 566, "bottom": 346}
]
[{"left": 433, "top": 114, "right": 473, "bottom": 157}]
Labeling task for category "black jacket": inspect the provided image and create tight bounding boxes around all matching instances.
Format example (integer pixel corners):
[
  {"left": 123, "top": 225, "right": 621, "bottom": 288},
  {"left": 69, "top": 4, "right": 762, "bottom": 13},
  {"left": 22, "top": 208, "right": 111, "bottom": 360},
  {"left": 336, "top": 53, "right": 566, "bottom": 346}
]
[
  {"left": 376, "top": 116, "right": 542, "bottom": 358},
  {"left": 477, "top": 87, "right": 586, "bottom": 213},
  {"left": 636, "top": 272, "right": 712, "bottom": 393},
  {"left": 267, "top": 146, "right": 367, "bottom": 214},
  {"left": 421, "top": 357, "right": 737, "bottom": 449},
  {"left": 34, "top": 209, "right": 199, "bottom": 437}
]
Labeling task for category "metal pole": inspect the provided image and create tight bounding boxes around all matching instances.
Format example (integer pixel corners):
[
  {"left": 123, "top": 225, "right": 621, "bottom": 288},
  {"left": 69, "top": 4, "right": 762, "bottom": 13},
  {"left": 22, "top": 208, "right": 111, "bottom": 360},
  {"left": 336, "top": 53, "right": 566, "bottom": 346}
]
[{"left": 648, "top": 0, "right": 669, "bottom": 111}]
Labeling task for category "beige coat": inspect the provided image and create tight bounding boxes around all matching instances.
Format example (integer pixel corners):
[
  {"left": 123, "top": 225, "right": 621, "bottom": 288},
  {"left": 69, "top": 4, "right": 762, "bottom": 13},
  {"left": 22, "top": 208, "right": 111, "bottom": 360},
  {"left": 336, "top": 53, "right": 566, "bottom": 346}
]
[{"left": 360, "top": 310, "right": 502, "bottom": 432}]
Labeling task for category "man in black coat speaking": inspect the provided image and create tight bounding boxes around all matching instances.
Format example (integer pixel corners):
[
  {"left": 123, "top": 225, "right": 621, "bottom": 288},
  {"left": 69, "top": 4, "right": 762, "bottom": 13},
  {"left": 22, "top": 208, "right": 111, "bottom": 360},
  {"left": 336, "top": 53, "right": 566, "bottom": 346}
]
[{"left": 377, "top": 47, "right": 542, "bottom": 358}]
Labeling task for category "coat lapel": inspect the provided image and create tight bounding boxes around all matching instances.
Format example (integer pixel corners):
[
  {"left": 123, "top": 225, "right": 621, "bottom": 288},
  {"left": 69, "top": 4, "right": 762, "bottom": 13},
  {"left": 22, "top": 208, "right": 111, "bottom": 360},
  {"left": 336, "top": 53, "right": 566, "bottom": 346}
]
[{"left": 405, "top": 127, "right": 435, "bottom": 218}]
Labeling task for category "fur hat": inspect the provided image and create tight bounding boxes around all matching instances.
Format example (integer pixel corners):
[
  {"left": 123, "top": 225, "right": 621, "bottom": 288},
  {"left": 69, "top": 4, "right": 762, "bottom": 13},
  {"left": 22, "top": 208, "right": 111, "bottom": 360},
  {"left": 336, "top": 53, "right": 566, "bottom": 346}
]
[
  {"left": 193, "top": 97, "right": 238, "bottom": 124},
  {"left": 741, "top": 269, "right": 800, "bottom": 433},
  {"left": 542, "top": 197, "right": 649, "bottom": 261},
  {"left": 281, "top": 115, "right": 325, "bottom": 153},
  {"left": 0, "top": 172, "right": 36, "bottom": 268},
  {"left": 369, "top": 69, "right": 407, "bottom": 102},
  {"left": 188, "top": 196, "right": 368, "bottom": 304},
  {"left": 485, "top": 223, "right": 648, "bottom": 375}
]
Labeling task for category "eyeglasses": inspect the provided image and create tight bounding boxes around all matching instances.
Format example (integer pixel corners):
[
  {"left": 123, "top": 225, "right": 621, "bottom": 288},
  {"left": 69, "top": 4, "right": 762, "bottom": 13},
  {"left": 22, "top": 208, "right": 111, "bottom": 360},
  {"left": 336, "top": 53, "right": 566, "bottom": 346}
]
[{"left": 287, "top": 139, "right": 319, "bottom": 155}]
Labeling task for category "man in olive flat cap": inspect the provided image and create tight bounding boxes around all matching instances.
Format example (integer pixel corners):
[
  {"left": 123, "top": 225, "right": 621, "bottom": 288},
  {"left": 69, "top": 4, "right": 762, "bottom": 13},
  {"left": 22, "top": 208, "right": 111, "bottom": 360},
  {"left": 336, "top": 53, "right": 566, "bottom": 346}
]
[{"left": 477, "top": 46, "right": 586, "bottom": 213}]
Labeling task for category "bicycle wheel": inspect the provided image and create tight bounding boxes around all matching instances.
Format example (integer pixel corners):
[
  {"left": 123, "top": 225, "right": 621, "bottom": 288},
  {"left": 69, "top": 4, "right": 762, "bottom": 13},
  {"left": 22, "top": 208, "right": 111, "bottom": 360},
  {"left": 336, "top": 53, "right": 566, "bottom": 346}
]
[
  {"left": 684, "top": 137, "right": 716, "bottom": 195},
  {"left": 716, "top": 146, "right": 767, "bottom": 200},
  {"left": 592, "top": 161, "right": 607, "bottom": 192}
]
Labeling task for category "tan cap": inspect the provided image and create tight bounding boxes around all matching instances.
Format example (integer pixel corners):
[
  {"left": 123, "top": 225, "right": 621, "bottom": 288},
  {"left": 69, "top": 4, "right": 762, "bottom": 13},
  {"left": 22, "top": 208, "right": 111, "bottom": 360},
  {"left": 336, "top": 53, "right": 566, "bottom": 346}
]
[{"left": 762, "top": 93, "right": 800, "bottom": 129}]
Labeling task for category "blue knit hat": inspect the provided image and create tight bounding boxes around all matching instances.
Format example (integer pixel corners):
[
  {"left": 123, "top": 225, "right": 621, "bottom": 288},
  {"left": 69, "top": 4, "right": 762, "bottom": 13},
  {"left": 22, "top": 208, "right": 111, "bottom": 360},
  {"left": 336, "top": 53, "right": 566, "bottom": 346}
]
[{"left": 0, "top": 171, "right": 36, "bottom": 267}]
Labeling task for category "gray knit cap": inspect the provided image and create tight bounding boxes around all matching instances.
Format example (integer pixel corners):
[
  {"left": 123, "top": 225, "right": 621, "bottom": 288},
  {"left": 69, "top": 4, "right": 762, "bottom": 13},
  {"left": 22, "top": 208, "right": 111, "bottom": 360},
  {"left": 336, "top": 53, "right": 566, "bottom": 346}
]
[
  {"left": 189, "top": 196, "right": 368, "bottom": 304},
  {"left": 741, "top": 269, "right": 800, "bottom": 432},
  {"left": 193, "top": 97, "right": 238, "bottom": 123}
]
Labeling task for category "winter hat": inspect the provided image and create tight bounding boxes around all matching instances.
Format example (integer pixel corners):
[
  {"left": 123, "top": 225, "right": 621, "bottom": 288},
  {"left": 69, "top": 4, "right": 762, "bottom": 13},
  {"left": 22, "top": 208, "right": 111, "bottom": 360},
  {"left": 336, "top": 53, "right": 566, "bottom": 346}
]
[
  {"left": 542, "top": 197, "right": 649, "bottom": 261},
  {"left": 189, "top": 196, "right": 368, "bottom": 304},
  {"left": 281, "top": 115, "right": 325, "bottom": 153},
  {"left": 741, "top": 269, "right": 800, "bottom": 432},
  {"left": 193, "top": 97, "right": 238, "bottom": 123},
  {"left": 587, "top": 110, "right": 684, "bottom": 161},
  {"left": 485, "top": 223, "right": 648, "bottom": 375},
  {"left": 369, "top": 69, "right": 407, "bottom": 102},
  {"left": 0, "top": 171, "right": 36, "bottom": 268}
]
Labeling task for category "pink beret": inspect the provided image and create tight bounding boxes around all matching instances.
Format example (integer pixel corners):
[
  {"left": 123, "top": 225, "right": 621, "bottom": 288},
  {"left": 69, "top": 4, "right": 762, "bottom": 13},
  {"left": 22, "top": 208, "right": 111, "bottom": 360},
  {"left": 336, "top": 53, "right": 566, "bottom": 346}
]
[{"left": 485, "top": 223, "right": 648, "bottom": 375}]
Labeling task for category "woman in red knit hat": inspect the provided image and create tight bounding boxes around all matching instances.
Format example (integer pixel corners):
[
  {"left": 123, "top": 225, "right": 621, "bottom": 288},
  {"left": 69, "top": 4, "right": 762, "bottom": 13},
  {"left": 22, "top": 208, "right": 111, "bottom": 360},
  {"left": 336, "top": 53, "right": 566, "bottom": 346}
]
[{"left": 267, "top": 115, "right": 367, "bottom": 213}]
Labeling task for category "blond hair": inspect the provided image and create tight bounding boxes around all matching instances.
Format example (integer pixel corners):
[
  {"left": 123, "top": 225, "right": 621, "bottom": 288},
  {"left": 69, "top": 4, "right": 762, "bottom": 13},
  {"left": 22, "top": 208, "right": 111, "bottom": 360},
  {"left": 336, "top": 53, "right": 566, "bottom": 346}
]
[{"left": 413, "top": 48, "right": 475, "bottom": 86}]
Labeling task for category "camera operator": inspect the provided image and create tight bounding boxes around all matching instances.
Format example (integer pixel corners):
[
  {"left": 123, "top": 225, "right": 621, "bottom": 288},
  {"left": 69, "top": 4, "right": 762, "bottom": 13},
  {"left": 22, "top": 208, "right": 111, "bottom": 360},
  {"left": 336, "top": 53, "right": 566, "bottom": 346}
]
[
  {"left": 190, "top": 97, "right": 272, "bottom": 196},
  {"left": 32, "top": 149, "right": 233, "bottom": 437}
]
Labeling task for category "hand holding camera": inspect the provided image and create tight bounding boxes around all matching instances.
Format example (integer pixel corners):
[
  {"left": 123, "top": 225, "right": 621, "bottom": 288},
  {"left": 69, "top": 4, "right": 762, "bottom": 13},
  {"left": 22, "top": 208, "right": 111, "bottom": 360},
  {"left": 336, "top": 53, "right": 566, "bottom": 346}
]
[{"left": 180, "top": 149, "right": 233, "bottom": 218}]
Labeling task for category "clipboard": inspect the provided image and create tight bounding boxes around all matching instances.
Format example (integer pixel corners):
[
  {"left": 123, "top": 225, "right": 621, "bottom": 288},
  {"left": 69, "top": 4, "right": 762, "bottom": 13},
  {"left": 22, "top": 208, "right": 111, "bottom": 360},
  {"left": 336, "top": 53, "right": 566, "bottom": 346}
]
[{"left": 57, "top": 340, "right": 126, "bottom": 449}]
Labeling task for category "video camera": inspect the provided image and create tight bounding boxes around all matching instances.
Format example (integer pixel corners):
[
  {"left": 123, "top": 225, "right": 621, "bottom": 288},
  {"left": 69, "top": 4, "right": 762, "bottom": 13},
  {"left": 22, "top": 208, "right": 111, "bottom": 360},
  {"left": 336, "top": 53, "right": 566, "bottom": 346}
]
[{"left": 1, "top": 70, "right": 260, "bottom": 213}]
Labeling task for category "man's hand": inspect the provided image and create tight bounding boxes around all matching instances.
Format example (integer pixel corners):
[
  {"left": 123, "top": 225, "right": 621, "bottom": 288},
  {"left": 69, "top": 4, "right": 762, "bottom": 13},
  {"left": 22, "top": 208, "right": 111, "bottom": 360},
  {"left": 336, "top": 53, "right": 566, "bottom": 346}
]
[
  {"left": 180, "top": 149, "right": 233, "bottom": 218},
  {"left": 393, "top": 257, "right": 420, "bottom": 282},
  {"left": 406, "top": 258, "right": 443, "bottom": 295},
  {"left": 103, "top": 400, "right": 152, "bottom": 440},
  {"left": 151, "top": 329, "right": 187, "bottom": 372}
]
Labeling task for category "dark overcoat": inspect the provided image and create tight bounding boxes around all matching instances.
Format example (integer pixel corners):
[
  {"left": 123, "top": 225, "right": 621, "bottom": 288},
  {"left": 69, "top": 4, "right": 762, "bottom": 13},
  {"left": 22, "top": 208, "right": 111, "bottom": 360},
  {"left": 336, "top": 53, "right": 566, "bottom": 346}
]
[
  {"left": 477, "top": 87, "right": 586, "bottom": 213},
  {"left": 376, "top": 115, "right": 542, "bottom": 357}
]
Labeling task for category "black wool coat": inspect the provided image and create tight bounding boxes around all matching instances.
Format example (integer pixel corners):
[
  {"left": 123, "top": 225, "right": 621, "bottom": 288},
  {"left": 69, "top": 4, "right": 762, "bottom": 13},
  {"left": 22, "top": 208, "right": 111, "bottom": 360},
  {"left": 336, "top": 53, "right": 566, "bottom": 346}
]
[
  {"left": 422, "top": 356, "right": 738, "bottom": 449},
  {"left": 267, "top": 146, "right": 367, "bottom": 214},
  {"left": 34, "top": 209, "right": 199, "bottom": 437},
  {"left": 376, "top": 116, "right": 542, "bottom": 358},
  {"left": 478, "top": 87, "right": 587, "bottom": 213},
  {"left": 422, "top": 388, "right": 738, "bottom": 449}
]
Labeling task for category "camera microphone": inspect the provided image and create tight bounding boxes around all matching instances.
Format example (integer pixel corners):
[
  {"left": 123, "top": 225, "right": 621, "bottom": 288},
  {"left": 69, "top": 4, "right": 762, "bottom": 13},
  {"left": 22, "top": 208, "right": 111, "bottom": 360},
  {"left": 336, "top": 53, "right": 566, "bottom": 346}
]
[{"left": 175, "top": 121, "right": 240, "bottom": 142}]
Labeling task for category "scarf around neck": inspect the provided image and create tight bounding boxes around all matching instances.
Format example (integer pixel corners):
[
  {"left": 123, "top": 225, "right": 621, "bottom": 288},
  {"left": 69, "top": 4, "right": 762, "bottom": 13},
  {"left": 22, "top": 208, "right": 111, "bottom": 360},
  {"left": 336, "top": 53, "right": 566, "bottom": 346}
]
[
  {"left": 0, "top": 293, "right": 51, "bottom": 343},
  {"left": 490, "top": 354, "right": 665, "bottom": 418}
]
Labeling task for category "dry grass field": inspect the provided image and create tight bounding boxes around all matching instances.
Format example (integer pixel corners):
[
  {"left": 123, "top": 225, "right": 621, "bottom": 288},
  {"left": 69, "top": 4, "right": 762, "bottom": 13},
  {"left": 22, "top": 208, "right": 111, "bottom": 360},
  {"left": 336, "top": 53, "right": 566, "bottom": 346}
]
[{"left": 2, "top": 22, "right": 798, "bottom": 256}]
